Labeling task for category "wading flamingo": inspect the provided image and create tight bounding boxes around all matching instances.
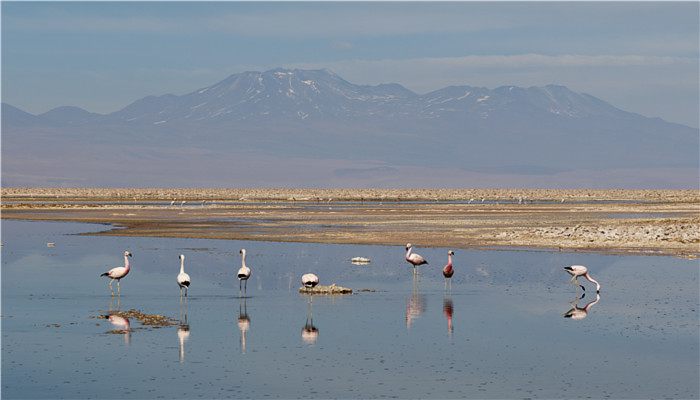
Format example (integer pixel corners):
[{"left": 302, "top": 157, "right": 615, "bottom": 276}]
[
  {"left": 564, "top": 265, "right": 601, "bottom": 293},
  {"left": 237, "top": 249, "right": 251, "bottom": 297},
  {"left": 100, "top": 251, "right": 132, "bottom": 296},
  {"left": 177, "top": 254, "right": 191, "bottom": 298},
  {"left": 405, "top": 243, "right": 428, "bottom": 274},
  {"left": 443, "top": 250, "right": 455, "bottom": 290}
]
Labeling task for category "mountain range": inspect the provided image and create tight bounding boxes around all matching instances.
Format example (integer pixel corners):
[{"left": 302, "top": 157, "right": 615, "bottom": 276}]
[{"left": 2, "top": 68, "right": 698, "bottom": 187}]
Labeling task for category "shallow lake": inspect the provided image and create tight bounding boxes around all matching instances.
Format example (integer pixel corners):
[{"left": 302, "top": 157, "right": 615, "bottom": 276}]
[{"left": 2, "top": 220, "right": 698, "bottom": 399}]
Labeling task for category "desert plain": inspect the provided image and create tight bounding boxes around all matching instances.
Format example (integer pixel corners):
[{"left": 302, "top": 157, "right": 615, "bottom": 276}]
[{"left": 1, "top": 187, "right": 698, "bottom": 257}]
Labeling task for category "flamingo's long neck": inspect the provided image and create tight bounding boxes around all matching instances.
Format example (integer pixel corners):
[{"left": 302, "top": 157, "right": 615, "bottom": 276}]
[
  {"left": 405, "top": 247, "right": 413, "bottom": 260},
  {"left": 180, "top": 258, "right": 185, "bottom": 274},
  {"left": 241, "top": 252, "right": 247, "bottom": 269},
  {"left": 124, "top": 255, "right": 131, "bottom": 270},
  {"left": 584, "top": 273, "right": 601, "bottom": 292},
  {"left": 447, "top": 254, "right": 453, "bottom": 267}
]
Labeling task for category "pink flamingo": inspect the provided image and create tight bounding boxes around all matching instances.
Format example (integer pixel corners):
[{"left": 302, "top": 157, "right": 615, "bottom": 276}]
[
  {"left": 100, "top": 251, "right": 132, "bottom": 296},
  {"left": 405, "top": 243, "right": 428, "bottom": 274},
  {"left": 564, "top": 265, "right": 601, "bottom": 293},
  {"left": 443, "top": 250, "right": 455, "bottom": 290}
]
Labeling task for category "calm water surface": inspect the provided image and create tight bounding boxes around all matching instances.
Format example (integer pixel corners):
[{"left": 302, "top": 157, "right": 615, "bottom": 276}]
[{"left": 2, "top": 220, "right": 698, "bottom": 399}]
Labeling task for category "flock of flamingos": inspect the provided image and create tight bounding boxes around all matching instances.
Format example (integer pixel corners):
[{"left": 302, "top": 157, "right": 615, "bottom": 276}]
[
  {"left": 99, "top": 242, "right": 603, "bottom": 353},
  {"left": 100, "top": 242, "right": 601, "bottom": 297}
]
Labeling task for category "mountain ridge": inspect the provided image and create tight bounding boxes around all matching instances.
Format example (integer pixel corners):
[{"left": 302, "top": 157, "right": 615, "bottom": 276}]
[{"left": 2, "top": 68, "right": 698, "bottom": 187}]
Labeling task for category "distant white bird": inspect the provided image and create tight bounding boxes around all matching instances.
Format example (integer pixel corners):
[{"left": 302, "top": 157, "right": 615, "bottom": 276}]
[
  {"left": 100, "top": 251, "right": 133, "bottom": 296},
  {"left": 564, "top": 265, "right": 601, "bottom": 293},
  {"left": 170, "top": 200, "right": 176, "bottom": 207},
  {"left": 237, "top": 249, "right": 251, "bottom": 296},
  {"left": 177, "top": 254, "right": 191, "bottom": 298},
  {"left": 351, "top": 257, "right": 371, "bottom": 265},
  {"left": 301, "top": 273, "right": 319, "bottom": 288},
  {"left": 180, "top": 200, "right": 187, "bottom": 209},
  {"left": 405, "top": 243, "right": 428, "bottom": 274}
]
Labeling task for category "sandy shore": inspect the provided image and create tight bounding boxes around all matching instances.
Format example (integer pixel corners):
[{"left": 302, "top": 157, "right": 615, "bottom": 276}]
[{"left": 2, "top": 188, "right": 698, "bottom": 257}]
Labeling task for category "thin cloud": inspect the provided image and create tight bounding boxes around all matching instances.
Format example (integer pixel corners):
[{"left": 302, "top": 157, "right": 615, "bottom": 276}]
[{"left": 292, "top": 54, "right": 695, "bottom": 72}]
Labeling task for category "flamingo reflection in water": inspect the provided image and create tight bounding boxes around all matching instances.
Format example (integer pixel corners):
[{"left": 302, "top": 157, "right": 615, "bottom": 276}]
[
  {"left": 301, "top": 296, "right": 319, "bottom": 345},
  {"left": 564, "top": 293, "right": 601, "bottom": 320},
  {"left": 406, "top": 274, "right": 426, "bottom": 329},
  {"left": 104, "top": 296, "right": 130, "bottom": 345},
  {"left": 237, "top": 298, "right": 250, "bottom": 354},
  {"left": 178, "top": 298, "right": 190, "bottom": 363},
  {"left": 443, "top": 297, "right": 454, "bottom": 337},
  {"left": 105, "top": 314, "right": 131, "bottom": 346},
  {"left": 177, "top": 324, "right": 190, "bottom": 363}
]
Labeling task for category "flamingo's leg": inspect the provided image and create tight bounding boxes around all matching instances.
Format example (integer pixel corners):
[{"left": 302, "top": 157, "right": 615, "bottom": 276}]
[
  {"left": 117, "top": 280, "right": 121, "bottom": 296},
  {"left": 109, "top": 279, "right": 115, "bottom": 296}
]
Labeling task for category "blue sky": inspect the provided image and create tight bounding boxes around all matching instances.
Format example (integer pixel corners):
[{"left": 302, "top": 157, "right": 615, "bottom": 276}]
[{"left": 2, "top": 2, "right": 698, "bottom": 127}]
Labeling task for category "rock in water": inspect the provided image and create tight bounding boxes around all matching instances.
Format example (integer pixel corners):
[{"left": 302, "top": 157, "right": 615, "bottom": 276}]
[{"left": 299, "top": 283, "right": 352, "bottom": 295}]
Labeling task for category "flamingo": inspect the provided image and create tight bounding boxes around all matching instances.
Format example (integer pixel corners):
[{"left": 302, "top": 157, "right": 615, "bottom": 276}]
[
  {"left": 443, "top": 250, "right": 455, "bottom": 290},
  {"left": 301, "top": 273, "right": 319, "bottom": 288},
  {"left": 177, "top": 254, "right": 191, "bottom": 298},
  {"left": 564, "top": 293, "right": 601, "bottom": 320},
  {"left": 237, "top": 249, "right": 251, "bottom": 297},
  {"left": 100, "top": 251, "right": 132, "bottom": 296},
  {"left": 405, "top": 243, "right": 428, "bottom": 274},
  {"left": 564, "top": 265, "right": 601, "bottom": 293}
]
